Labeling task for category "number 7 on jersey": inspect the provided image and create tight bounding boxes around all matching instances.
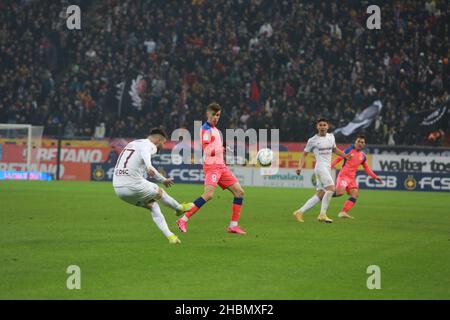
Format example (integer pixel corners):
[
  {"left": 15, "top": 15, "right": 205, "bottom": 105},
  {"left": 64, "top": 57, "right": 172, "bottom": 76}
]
[{"left": 115, "top": 148, "right": 135, "bottom": 174}]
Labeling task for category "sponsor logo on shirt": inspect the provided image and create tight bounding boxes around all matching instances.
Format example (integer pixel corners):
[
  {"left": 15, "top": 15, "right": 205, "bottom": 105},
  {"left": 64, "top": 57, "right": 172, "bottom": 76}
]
[{"left": 115, "top": 168, "right": 129, "bottom": 175}]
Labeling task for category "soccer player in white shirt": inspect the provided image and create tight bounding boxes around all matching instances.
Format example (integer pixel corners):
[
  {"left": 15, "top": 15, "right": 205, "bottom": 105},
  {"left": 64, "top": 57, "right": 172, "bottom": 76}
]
[
  {"left": 113, "top": 128, "right": 193, "bottom": 244},
  {"left": 293, "top": 119, "right": 351, "bottom": 223}
]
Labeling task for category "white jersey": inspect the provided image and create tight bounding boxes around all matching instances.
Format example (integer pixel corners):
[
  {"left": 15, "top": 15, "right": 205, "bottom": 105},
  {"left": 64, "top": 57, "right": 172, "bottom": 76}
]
[
  {"left": 304, "top": 133, "right": 336, "bottom": 170},
  {"left": 112, "top": 139, "right": 165, "bottom": 187}
]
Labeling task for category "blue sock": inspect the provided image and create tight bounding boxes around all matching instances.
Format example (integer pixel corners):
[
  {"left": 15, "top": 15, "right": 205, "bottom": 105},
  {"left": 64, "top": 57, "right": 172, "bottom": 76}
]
[{"left": 194, "top": 197, "right": 206, "bottom": 208}]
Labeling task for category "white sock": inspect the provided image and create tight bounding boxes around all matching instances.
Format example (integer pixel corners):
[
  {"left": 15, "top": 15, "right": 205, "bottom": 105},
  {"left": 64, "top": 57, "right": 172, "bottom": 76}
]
[
  {"left": 229, "top": 221, "right": 238, "bottom": 228},
  {"left": 149, "top": 202, "right": 173, "bottom": 237},
  {"left": 160, "top": 191, "right": 181, "bottom": 210},
  {"left": 299, "top": 195, "right": 321, "bottom": 213},
  {"left": 320, "top": 190, "right": 334, "bottom": 215}
]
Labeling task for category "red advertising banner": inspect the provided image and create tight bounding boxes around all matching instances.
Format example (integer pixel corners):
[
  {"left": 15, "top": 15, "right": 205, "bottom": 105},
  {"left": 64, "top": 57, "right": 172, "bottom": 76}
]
[
  {"left": 0, "top": 138, "right": 352, "bottom": 180},
  {"left": 0, "top": 139, "right": 115, "bottom": 180}
]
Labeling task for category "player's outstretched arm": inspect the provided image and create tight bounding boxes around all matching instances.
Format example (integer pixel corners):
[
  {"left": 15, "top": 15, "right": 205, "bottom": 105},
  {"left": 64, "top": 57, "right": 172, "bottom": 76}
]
[
  {"left": 140, "top": 147, "right": 173, "bottom": 186},
  {"left": 296, "top": 151, "right": 308, "bottom": 175},
  {"left": 362, "top": 162, "right": 382, "bottom": 182},
  {"left": 331, "top": 156, "right": 343, "bottom": 168},
  {"left": 147, "top": 166, "right": 174, "bottom": 187},
  {"left": 333, "top": 147, "right": 351, "bottom": 160}
]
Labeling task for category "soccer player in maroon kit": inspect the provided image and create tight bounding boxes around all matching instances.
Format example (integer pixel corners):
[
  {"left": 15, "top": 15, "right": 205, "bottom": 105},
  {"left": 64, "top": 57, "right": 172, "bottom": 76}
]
[
  {"left": 331, "top": 135, "right": 383, "bottom": 219},
  {"left": 176, "top": 103, "right": 246, "bottom": 234}
]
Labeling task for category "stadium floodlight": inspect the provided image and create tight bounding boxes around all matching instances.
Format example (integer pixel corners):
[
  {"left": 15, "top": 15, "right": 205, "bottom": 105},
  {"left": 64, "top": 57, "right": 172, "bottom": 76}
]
[{"left": 0, "top": 124, "right": 46, "bottom": 180}]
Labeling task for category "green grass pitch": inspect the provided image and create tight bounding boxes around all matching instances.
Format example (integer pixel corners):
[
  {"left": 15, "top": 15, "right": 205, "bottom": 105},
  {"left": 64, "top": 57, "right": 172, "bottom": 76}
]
[{"left": 1, "top": 180, "right": 449, "bottom": 299}]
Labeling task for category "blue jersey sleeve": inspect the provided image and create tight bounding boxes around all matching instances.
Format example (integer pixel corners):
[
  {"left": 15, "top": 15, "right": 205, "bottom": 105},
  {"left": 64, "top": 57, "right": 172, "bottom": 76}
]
[{"left": 344, "top": 146, "right": 354, "bottom": 154}]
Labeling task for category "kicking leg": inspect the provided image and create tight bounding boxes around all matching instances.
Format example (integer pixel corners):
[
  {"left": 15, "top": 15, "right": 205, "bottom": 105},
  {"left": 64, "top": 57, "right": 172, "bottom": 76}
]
[
  {"left": 176, "top": 185, "right": 215, "bottom": 233},
  {"left": 293, "top": 190, "right": 324, "bottom": 222},
  {"left": 158, "top": 188, "right": 194, "bottom": 216},
  {"left": 145, "top": 201, "right": 180, "bottom": 244}
]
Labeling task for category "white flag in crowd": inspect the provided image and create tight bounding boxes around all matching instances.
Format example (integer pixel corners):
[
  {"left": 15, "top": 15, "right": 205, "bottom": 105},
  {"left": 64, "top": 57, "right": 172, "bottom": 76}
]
[{"left": 334, "top": 100, "right": 383, "bottom": 136}]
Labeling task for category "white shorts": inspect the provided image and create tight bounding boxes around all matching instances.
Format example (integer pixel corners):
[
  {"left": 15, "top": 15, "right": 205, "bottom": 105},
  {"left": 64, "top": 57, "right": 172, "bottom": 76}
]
[
  {"left": 314, "top": 167, "right": 334, "bottom": 191},
  {"left": 114, "top": 180, "right": 160, "bottom": 207}
]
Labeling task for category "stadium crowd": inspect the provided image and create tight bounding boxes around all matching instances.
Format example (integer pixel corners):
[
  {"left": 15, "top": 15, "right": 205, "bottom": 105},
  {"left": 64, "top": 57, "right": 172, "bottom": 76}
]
[{"left": 0, "top": 0, "right": 448, "bottom": 145}]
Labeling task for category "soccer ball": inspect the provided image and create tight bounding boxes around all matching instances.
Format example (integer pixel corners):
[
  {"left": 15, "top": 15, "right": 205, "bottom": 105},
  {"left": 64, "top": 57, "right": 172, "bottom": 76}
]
[{"left": 256, "top": 148, "right": 273, "bottom": 167}]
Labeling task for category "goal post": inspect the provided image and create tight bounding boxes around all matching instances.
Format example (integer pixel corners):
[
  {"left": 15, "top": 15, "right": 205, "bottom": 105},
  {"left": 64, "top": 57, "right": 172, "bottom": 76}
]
[{"left": 0, "top": 123, "right": 49, "bottom": 180}]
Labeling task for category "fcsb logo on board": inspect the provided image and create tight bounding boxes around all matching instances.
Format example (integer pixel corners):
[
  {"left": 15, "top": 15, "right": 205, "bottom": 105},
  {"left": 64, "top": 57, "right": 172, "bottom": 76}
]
[
  {"left": 93, "top": 166, "right": 105, "bottom": 180},
  {"left": 404, "top": 175, "right": 417, "bottom": 191}
]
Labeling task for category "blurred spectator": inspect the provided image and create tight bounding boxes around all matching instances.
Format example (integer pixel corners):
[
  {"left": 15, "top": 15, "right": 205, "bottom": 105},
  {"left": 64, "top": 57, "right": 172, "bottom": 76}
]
[
  {"left": 105, "top": 146, "right": 119, "bottom": 164},
  {"left": 388, "top": 127, "right": 398, "bottom": 146},
  {"left": 94, "top": 122, "right": 106, "bottom": 140},
  {"left": 0, "top": 0, "right": 448, "bottom": 146},
  {"left": 259, "top": 22, "right": 273, "bottom": 38}
]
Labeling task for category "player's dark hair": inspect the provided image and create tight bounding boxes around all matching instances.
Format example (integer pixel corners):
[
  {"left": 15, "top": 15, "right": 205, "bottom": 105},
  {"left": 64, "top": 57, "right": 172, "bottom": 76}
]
[
  {"left": 149, "top": 127, "right": 167, "bottom": 139},
  {"left": 356, "top": 134, "right": 366, "bottom": 141},
  {"left": 316, "top": 118, "right": 329, "bottom": 125},
  {"left": 207, "top": 102, "right": 221, "bottom": 113}
]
